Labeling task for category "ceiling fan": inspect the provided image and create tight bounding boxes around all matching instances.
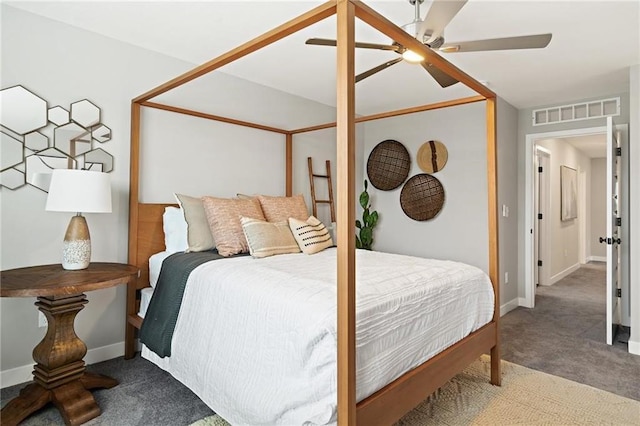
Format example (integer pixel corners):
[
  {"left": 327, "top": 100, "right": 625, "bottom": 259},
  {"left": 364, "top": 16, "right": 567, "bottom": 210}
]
[{"left": 305, "top": 0, "right": 552, "bottom": 88}]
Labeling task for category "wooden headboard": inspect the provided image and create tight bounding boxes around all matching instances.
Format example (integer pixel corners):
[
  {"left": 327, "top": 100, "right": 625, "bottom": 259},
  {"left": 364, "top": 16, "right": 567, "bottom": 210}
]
[{"left": 132, "top": 202, "right": 177, "bottom": 288}]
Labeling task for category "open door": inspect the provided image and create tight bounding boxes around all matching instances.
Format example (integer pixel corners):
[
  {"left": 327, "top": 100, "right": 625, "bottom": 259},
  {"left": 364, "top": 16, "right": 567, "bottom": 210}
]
[{"left": 605, "top": 116, "right": 620, "bottom": 345}]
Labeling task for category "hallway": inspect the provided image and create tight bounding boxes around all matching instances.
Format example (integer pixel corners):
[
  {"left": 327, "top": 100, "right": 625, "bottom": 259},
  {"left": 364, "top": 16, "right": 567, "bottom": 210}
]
[{"left": 501, "top": 263, "right": 640, "bottom": 400}]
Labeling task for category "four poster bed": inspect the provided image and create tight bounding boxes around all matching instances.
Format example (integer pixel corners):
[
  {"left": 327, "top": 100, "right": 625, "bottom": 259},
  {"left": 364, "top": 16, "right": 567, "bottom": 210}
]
[{"left": 125, "top": 1, "right": 501, "bottom": 425}]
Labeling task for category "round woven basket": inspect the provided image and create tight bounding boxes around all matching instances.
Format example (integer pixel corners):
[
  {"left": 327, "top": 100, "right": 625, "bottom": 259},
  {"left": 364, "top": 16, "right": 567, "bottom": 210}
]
[
  {"left": 400, "top": 174, "right": 445, "bottom": 221},
  {"left": 417, "top": 140, "right": 448, "bottom": 173},
  {"left": 367, "top": 140, "right": 410, "bottom": 191}
]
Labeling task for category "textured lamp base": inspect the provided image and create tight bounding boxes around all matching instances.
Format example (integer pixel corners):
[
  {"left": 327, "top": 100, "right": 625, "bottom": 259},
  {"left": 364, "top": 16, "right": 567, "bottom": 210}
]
[{"left": 62, "top": 215, "right": 91, "bottom": 270}]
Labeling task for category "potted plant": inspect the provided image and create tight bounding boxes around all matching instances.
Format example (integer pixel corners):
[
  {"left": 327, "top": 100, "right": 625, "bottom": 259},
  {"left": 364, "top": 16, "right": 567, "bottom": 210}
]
[{"left": 356, "top": 179, "right": 379, "bottom": 250}]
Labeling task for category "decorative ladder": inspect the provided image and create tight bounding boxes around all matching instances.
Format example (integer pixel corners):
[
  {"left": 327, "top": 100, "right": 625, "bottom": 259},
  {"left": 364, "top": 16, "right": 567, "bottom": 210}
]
[{"left": 307, "top": 157, "right": 336, "bottom": 223}]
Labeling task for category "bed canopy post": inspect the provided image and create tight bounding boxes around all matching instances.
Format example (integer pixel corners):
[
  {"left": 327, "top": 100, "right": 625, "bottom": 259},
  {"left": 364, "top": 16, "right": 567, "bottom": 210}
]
[
  {"left": 486, "top": 97, "right": 501, "bottom": 385},
  {"left": 285, "top": 133, "right": 293, "bottom": 196},
  {"left": 126, "top": 100, "right": 142, "bottom": 360},
  {"left": 336, "top": 0, "right": 357, "bottom": 424}
]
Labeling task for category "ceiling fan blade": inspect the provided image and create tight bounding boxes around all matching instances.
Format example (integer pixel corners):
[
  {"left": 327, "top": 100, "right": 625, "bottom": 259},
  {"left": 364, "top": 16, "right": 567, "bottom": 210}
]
[
  {"left": 356, "top": 58, "right": 403, "bottom": 83},
  {"left": 418, "top": 0, "right": 467, "bottom": 41},
  {"left": 440, "top": 33, "right": 552, "bottom": 53},
  {"left": 306, "top": 38, "right": 399, "bottom": 51},
  {"left": 422, "top": 63, "right": 459, "bottom": 88}
]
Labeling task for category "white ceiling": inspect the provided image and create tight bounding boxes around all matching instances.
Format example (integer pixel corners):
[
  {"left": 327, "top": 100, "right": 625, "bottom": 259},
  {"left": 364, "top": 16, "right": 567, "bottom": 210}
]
[
  {"left": 565, "top": 133, "right": 606, "bottom": 159},
  {"left": 6, "top": 1, "right": 640, "bottom": 115}
]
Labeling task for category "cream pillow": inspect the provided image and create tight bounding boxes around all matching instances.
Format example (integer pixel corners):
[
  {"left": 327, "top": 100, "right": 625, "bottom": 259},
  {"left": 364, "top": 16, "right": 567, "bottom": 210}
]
[
  {"left": 202, "top": 196, "right": 265, "bottom": 257},
  {"left": 175, "top": 193, "right": 215, "bottom": 252},
  {"left": 240, "top": 217, "right": 300, "bottom": 258},
  {"left": 257, "top": 194, "right": 309, "bottom": 223},
  {"left": 288, "top": 215, "right": 334, "bottom": 255}
]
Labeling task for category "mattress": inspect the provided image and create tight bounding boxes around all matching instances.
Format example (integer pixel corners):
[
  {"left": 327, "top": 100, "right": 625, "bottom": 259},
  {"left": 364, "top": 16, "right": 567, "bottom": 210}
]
[
  {"left": 138, "top": 287, "right": 154, "bottom": 318},
  {"left": 149, "top": 250, "right": 174, "bottom": 288},
  {"left": 142, "top": 248, "right": 494, "bottom": 425}
]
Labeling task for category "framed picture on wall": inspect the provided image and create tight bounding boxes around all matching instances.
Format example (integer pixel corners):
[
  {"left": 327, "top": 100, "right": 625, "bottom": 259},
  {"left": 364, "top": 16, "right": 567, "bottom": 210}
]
[{"left": 561, "top": 165, "right": 578, "bottom": 221}]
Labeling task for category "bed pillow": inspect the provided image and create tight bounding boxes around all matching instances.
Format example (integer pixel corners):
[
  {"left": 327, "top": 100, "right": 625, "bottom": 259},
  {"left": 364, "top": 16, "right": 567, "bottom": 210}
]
[
  {"left": 240, "top": 217, "right": 300, "bottom": 258},
  {"left": 202, "top": 196, "right": 265, "bottom": 257},
  {"left": 162, "top": 207, "right": 189, "bottom": 252},
  {"left": 257, "top": 194, "right": 309, "bottom": 222},
  {"left": 288, "top": 215, "right": 334, "bottom": 255},
  {"left": 175, "top": 193, "right": 216, "bottom": 252}
]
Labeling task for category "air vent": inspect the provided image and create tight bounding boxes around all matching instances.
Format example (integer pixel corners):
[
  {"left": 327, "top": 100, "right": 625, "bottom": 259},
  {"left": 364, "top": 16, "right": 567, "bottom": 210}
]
[{"left": 532, "top": 97, "right": 620, "bottom": 126}]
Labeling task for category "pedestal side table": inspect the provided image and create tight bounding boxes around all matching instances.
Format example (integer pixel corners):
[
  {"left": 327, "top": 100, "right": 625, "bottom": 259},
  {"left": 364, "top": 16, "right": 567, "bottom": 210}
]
[{"left": 0, "top": 262, "right": 139, "bottom": 426}]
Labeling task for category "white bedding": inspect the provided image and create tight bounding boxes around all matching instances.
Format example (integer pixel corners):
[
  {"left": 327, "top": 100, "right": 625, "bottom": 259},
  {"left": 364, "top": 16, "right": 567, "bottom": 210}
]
[{"left": 142, "top": 248, "right": 494, "bottom": 425}]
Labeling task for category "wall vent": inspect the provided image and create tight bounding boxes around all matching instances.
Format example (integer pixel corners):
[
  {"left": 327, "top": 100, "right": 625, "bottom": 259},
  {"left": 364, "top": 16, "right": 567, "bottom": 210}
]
[{"left": 532, "top": 97, "right": 620, "bottom": 126}]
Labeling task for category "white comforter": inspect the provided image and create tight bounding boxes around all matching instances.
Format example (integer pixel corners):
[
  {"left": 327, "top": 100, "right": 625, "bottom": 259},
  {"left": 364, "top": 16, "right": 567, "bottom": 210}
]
[{"left": 143, "top": 248, "right": 494, "bottom": 425}]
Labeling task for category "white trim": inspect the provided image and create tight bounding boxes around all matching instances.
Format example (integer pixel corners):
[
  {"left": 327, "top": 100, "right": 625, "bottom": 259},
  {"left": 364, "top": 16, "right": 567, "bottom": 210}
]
[
  {"left": 0, "top": 341, "right": 124, "bottom": 389},
  {"left": 587, "top": 256, "right": 606, "bottom": 263},
  {"left": 500, "top": 298, "right": 520, "bottom": 316},
  {"left": 629, "top": 339, "right": 640, "bottom": 356},
  {"left": 548, "top": 263, "right": 581, "bottom": 285}
]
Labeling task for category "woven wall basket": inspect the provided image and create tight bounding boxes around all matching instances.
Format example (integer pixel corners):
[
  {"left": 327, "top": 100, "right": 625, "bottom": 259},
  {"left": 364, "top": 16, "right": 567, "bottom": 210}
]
[
  {"left": 367, "top": 140, "right": 410, "bottom": 190},
  {"left": 400, "top": 174, "right": 445, "bottom": 221},
  {"left": 417, "top": 140, "right": 448, "bottom": 173}
]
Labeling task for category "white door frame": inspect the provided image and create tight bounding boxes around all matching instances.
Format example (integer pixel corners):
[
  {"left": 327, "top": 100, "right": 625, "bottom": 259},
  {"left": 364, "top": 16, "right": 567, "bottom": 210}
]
[{"left": 524, "top": 126, "right": 606, "bottom": 308}]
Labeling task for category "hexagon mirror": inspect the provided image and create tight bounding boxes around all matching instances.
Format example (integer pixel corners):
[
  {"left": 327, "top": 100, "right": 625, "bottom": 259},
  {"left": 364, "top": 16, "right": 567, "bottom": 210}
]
[
  {"left": 48, "top": 106, "right": 70, "bottom": 126},
  {"left": 0, "top": 85, "right": 48, "bottom": 135},
  {"left": 1, "top": 131, "right": 24, "bottom": 171},
  {"left": 84, "top": 148, "right": 114, "bottom": 172},
  {"left": 0, "top": 168, "right": 26, "bottom": 190},
  {"left": 54, "top": 122, "right": 92, "bottom": 157},
  {"left": 70, "top": 99, "right": 100, "bottom": 128}
]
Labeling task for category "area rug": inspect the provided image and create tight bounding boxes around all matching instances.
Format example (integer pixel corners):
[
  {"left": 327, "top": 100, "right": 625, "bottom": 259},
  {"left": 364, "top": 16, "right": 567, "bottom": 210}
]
[{"left": 191, "top": 355, "right": 640, "bottom": 425}]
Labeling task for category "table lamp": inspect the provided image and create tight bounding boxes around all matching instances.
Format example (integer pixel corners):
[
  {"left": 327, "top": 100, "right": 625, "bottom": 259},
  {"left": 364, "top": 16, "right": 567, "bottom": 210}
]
[{"left": 45, "top": 169, "right": 112, "bottom": 270}]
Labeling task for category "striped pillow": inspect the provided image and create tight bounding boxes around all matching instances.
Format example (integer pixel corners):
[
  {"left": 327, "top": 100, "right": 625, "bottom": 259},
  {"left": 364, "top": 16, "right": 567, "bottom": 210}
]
[
  {"left": 240, "top": 217, "right": 300, "bottom": 258},
  {"left": 288, "top": 216, "right": 334, "bottom": 255}
]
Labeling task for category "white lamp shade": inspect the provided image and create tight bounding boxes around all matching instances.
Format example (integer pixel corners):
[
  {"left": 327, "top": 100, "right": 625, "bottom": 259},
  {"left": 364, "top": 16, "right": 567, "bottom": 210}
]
[{"left": 45, "top": 169, "right": 112, "bottom": 213}]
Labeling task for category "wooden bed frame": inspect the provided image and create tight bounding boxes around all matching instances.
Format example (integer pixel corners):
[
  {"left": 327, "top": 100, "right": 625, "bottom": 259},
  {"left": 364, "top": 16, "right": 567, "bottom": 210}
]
[{"left": 125, "top": 2, "right": 500, "bottom": 425}]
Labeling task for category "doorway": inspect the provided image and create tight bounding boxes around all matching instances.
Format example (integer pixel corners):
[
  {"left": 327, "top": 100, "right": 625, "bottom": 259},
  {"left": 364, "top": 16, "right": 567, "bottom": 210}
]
[{"left": 523, "top": 123, "right": 630, "bottom": 343}]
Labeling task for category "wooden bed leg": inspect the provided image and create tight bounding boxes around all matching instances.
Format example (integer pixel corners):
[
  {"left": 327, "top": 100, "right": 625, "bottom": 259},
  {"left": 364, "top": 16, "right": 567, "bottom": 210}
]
[
  {"left": 124, "top": 281, "right": 137, "bottom": 359},
  {"left": 490, "top": 344, "right": 501, "bottom": 386}
]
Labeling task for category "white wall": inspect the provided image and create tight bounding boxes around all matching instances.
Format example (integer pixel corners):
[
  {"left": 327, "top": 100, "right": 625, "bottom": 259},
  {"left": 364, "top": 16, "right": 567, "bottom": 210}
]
[
  {"left": 0, "top": 5, "right": 339, "bottom": 385},
  {"left": 589, "top": 158, "right": 606, "bottom": 260},
  {"left": 536, "top": 138, "right": 591, "bottom": 281},
  {"left": 629, "top": 64, "right": 640, "bottom": 355}
]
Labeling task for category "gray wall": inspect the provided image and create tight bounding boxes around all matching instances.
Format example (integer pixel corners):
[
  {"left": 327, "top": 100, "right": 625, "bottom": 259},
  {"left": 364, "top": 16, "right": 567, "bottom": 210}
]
[
  {"left": 536, "top": 138, "right": 590, "bottom": 280},
  {"left": 589, "top": 158, "right": 606, "bottom": 259},
  {"left": 361, "top": 98, "right": 520, "bottom": 311},
  {"left": 0, "top": 6, "right": 339, "bottom": 381}
]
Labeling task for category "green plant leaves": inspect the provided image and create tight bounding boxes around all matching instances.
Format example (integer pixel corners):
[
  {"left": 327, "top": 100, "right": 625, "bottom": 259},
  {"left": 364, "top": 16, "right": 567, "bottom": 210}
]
[
  {"left": 360, "top": 191, "right": 369, "bottom": 209},
  {"left": 355, "top": 179, "right": 377, "bottom": 251}
]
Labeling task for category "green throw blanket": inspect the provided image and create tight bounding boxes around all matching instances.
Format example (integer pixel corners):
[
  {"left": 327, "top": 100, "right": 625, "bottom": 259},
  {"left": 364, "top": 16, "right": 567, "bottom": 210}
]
[{"left": 140, "top": 250, "right": 242, "bottom": 357}]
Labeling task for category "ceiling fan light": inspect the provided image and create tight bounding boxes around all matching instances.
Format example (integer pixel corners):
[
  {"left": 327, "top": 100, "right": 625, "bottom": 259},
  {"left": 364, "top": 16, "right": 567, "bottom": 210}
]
[{"left": 402, "top": 50, "right": 424, "bottom": 63}]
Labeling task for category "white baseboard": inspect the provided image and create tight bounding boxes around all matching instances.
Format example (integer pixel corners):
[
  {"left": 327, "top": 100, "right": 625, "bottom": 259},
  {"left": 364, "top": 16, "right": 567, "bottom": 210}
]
[
  {"left": 587, "top": 256, "right": 606, "bottom": 263},
  {"left": 500, "top": 298, "right": 520, "bottom": 316},
  {"left": 629, "top": 339, "right": 640, "bottom": 356},
  {"left": 549, "top": 263, "right": 581, "bottom": 285},
  {"left": 0, "top": 341, "right": 124, "bottom": 389}
]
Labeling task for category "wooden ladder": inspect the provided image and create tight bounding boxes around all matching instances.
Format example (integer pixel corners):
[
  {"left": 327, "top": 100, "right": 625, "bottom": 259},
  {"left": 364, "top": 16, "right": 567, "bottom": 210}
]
[{"left": 307, "top": 157, "right": 336, "bottom": 222}]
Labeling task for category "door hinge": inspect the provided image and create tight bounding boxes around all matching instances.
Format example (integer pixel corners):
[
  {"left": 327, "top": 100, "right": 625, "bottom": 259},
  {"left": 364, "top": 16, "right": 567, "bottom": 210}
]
[
  {"left": 538, "top": 260, "right": 543, "bottom": 267},
  {"left": 538, "top": 213, "right": 543, "bottom": 220},
  {"left": 617, "top": 289, "right": 622, "bottom": 297},
  {"left": 616, "top": 147, "right": 622, "bottom": 156},
  {"left": 616, "top": 217, "right": 621, "bottom": 226},
  {"left": 538, "top": 166, "right": 543, "bottom": 173}
]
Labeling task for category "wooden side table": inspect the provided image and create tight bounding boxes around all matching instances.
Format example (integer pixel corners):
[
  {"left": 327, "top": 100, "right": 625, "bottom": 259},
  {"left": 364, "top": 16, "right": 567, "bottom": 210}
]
[{"left": 0, "top": 262, "right": 139, "bottom": 426}]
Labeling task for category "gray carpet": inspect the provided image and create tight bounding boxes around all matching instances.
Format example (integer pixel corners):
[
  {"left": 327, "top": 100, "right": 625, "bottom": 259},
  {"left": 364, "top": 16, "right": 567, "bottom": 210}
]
[
  {"left": 2, "top": 262, "right": 638, "bottom": 425},
  {"left": 501, "top": 262, "right": 640, "bottom": 401}
]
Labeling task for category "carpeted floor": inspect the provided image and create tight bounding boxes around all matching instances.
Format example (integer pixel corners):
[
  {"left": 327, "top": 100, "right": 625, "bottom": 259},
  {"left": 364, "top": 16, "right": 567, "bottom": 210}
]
[
  {"left": 2, "top": 263, "right": 639, "bottom": 425},
  {"left": 191, "top": 356, "right": 640, "bottom": 426},
  {"left": 500, "top": 262, "right": 640, "bottom": 401}
]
